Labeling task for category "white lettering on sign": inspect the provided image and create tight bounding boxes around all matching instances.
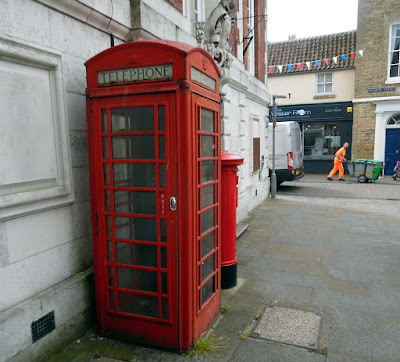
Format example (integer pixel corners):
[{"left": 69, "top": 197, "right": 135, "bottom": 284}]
[
  {"left": 191, "top": 67, "right": 216, "bottom": 90},
  {"left": 97, "top": 64, "right": 173, "bottom": 84}
]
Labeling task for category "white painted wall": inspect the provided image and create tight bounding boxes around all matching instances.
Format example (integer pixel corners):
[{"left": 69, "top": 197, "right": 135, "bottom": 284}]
[{"left": 268, "top": 69, "right": 355, "bottom": 106}]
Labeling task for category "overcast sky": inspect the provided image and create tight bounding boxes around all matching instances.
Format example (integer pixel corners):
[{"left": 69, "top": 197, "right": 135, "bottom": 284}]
[{"left": 267, "top": 0, "right": 359, "bottom": 42}]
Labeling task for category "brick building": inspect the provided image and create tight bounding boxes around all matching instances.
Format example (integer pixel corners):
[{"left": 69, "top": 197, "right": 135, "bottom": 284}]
[
  {"left": 268, "top": 31, "right": 356, "bottom": 172},
  {"left": 353, "top": 0, "right": 400, "bottom": 175}
]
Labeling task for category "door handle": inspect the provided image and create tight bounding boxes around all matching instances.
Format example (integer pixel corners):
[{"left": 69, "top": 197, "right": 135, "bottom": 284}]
[{"left": 170, "top": 197, "right": 177, "bottom": 211}]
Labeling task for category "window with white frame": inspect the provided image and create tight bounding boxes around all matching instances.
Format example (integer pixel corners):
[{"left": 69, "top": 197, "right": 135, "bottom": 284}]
[
  {"left": 389, "top": 24, "right": 400, "bottom": 80},
  {"left": 247, "top": 0, "right": 255, "bottom": 75},
  {"left": 316, "top": 73, "right": 333, "bottom": 95},
  {"left": 388, "top": 113, "right": 400, "bottom": 125},
  {"left": 194, "top": 0, "right": 205, "bottom": 22}
]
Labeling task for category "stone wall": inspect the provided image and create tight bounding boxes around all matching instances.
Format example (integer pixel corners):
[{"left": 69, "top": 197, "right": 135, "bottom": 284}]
[
  {"left": 353, "top": 0, "right": 400, "bottom": 159},
  {"left": 0, "top": 0, "right": 131, "bottom": 360}
]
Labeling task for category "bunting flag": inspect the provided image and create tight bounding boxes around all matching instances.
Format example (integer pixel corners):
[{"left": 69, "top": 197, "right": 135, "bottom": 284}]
[{"left": 267, "top": 50, "right": 364, "bottom": 74}]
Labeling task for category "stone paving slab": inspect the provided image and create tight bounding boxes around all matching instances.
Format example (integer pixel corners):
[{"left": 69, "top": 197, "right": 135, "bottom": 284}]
[{"left": 49, "top": 185, "right": 400, "bottom": 361}]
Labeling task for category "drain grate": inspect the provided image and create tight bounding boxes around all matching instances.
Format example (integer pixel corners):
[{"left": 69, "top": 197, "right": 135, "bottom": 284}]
[
  {"left": 251, "top": 306, "right": 323, "bottom": 350},
  {"left": 31, "top": 311, "right": 55, "bottom": 343}
]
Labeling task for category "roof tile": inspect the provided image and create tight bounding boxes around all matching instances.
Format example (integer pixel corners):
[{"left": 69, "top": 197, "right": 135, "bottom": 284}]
[{"left": 268, "top": 30, "right": 356, "bottom": 74}]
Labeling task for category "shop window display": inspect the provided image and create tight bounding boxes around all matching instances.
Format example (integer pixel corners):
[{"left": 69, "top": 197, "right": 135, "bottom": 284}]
[{"left": 303, "top": 122, "right": 341, "bottom": 160}]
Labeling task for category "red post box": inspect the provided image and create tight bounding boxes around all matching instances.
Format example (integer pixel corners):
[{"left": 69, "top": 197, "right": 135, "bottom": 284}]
[
  {"left": 85, "top": 41, "right": 221, "bottom": 351},
  {"left": 220, "top": 152, "right": 244, "bottom": 289}
]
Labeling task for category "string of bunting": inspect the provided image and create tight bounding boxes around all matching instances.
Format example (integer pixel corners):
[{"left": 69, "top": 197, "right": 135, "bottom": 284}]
[{"left": 268, "top": 49, "right": 364, "bottom": 74}]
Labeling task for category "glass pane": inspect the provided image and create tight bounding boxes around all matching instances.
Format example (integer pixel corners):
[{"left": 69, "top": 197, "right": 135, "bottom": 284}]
[
  {"left": 106, "top": 216, "right": 112, "bottom": 237},
  {"left": 201, "top": 135, "right": 215, "bottom": 158},
  {"left": 107, "top": 241, "right": 113, "bottom": 262},
  {"left": 117, "top": 267, "right": 158, "bottom": 293},
  {"left": 109, "top": 290, "right": 115, "bottom": 311},
  {"left": 114, "top": 191, "right": 156, "bottom": 215},
  {"left": 111, "top": 107, "right": 154, "bottom": 132},
  {"left": 161, "top": 246, "right": 167, "bottom": 269},
  {"left": 201, "top": 161, "right": 215, "bottom": 184},
  {"left": 326, "top": 84, "right": 333, "bottom": 93},
  {"left": 317, "top": 84, "right": 324, "bottom": 94},
  {"left": 201, "top": 108, "right": 214, "bottom": 132},
  {"left": 201, "top": 231, "right": 215, "bottom": 258},
  {"left": 202, "top": 255, "right": 215, "bottom": 282},
  {"left": 116, "top": 242, "right": 157, "bottom": 267},
  {"left": 159, "top": 135, "right": 165, "bottom": 159},
  {"left": 201, "top": 184, "right": 214, "bottom": 209},
  {"left": 108, "top": 266, "right": 114, "bottom": 286},
  {"left": 115, "top": 216, "right": 157, "bottom": 241},
  {"left": 325, "top": 73, "right": 332, "bottom": 82},
  {"left": 118, "top": 292, "right": 158, "bottom": 318},
  {"left": 317, "top": 73, "right": 324, "bottom": 83},
  {"left": 162, "top": 298, "right": 168, "bottom": 320},
  {"left": 158, "top": 106, "right": 165, "bottom": 131},
  {"left": 202, "top": 277, "right": 214, "bottom": 306},
  {"left": 105, "top": 190, "right": 111, "bottom": 212},
  {"left": 104, "top": 163, "right": 110, "bottom": 186},
  {"left": 201, "top": 208, "right": 214, "bottom": 234},
  {"left": 391, "top": 65, "right": 399, "bottom": 78},
  {"left": 162, "top": 272, "right": 168, "bottom": 295},
  {"left": 304, "top": 122, "right": 341, "bottom": 160},
  {"left": 103, "top": 137, "right": 109, "bottom": 159},
  {"left": 112, "top": 136, "right": 154, "bottom": 159},
  {"left": 160, "top": 219, "right": 167, "bottom": 243},
  {"left": 102, "top": 109, "right": 107, "bottom": 132},
  {"left": 113, "top": 163, "right": 155, "bottom": 187},
  {"left": 159, "top": 164, "right": 166, "bottom": 188}
]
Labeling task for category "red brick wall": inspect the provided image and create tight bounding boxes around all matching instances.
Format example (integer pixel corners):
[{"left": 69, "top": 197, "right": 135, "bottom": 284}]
[
  {"left": 167, "top": 0, "right": 183, "bottom": 13},
  {"left": 228, "top": 1, "right": 240, "bottom": 58},
  {"left": 242, "top": 0, "right": 266, "bottom": 83},
  {"left": 254, "top": 0, "right": 266, "bottom": 83}
]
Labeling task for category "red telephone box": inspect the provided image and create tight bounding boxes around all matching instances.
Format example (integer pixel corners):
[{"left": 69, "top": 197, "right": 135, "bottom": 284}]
[{"left": 85, "top": 41, "right": 221, "bottom": 351}]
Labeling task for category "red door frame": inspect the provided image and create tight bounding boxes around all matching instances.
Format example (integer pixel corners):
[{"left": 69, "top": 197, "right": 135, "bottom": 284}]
[{"left": 89, "top": 93, "right": 178, "bottom": 348}]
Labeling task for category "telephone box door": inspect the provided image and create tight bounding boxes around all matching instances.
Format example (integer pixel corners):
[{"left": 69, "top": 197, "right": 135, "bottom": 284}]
[{"left": 90, "top": 93, "right": 178, "bottom": 348}]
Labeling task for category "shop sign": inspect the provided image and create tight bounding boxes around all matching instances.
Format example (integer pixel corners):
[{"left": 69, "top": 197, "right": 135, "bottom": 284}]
[
  {"left": 271, "top": 102, "right": 353, "bottom": 121},
  {"left": 97, "top": 64, "right": 173, "bottom": 84},
  {"left": 368, "top": 87, "right": 396, "bottom": 93}
]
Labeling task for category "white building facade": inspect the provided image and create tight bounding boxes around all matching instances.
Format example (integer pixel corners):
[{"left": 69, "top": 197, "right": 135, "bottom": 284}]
[{"left": 0, "top": 0, "right": 270, "bottom": 360}]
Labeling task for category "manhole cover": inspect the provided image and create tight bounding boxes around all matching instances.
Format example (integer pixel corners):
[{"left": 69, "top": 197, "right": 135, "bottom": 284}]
[{"left": 252, "top": 306, "right": 323, "bottom": 349}]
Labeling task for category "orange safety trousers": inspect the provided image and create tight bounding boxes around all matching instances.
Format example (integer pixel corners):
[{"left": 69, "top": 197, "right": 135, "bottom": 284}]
[{"left": 328, "top": 161, "right": 344, "bottom": 179}]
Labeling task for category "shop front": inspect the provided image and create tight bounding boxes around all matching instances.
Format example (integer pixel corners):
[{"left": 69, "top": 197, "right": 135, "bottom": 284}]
[{"left": 273, "top": 102, "right": 353, "bottom": 173}]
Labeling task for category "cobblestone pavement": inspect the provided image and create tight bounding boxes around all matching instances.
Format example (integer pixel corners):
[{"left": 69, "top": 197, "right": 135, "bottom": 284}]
[{"left": 277, "top": 174, "right": 400, "bottom": 200}]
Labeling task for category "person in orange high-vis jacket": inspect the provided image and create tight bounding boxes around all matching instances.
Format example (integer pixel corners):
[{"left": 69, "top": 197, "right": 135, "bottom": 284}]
[{"left": 327, "top": 142, "right": 349, "bottom": 181}]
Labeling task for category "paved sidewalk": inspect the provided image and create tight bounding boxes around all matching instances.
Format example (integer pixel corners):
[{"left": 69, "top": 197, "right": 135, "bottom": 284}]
[
  {"left": 49, "top": 191, "right": 400, "bottom": 361},
  {"left": 278, "top": 173, "right": 400, "bottom": 200}
]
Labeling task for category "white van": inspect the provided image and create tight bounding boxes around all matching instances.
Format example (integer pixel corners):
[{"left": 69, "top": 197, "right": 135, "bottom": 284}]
[{"left": 268, "top": 121, "right": 304, "bottom": 185}]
